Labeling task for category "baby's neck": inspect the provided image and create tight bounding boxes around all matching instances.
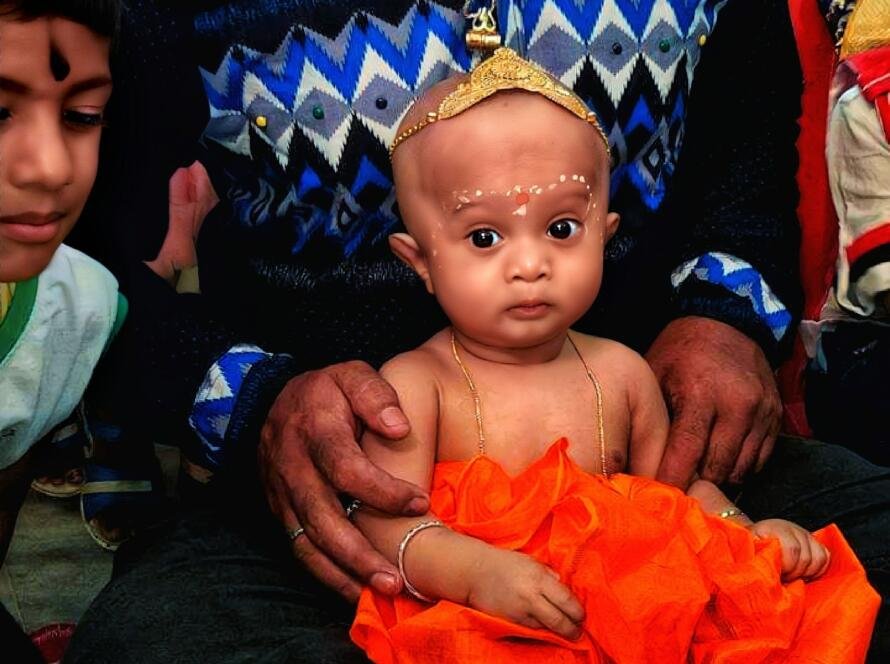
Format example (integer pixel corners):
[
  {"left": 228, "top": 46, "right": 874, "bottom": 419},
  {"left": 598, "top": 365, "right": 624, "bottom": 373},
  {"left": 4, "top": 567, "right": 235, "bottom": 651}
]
[{"left": 451, "top": 328, "right": 568, "bottom": 365}]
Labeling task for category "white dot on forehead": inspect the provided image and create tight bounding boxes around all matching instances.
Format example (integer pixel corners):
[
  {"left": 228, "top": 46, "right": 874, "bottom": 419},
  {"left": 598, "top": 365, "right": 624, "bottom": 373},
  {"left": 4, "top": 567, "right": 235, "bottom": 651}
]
[
  {"left": 571, "top": 174, "right": 579, "bottom": 181},
  {"left": 579, "top": 175, "right": 586, "bottom": 184},
  {"left": 475, "top": 190, "right": 483, "bottom": 197}
]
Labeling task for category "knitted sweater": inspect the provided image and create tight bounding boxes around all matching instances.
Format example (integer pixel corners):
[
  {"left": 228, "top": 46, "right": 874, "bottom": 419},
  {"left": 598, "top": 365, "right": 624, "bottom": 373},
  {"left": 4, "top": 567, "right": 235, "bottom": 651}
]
[{"left": 75, "top": 0, "right": 802, "bottom": 468}]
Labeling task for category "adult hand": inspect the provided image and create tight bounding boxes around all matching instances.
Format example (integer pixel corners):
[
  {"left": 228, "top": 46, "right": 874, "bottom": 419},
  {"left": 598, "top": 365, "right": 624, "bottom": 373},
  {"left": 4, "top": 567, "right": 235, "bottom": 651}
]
[
  {"left": 259, "top": 361, "right": 430, "bottom": 602},
  {"left": 646, "top": 316, "right": 781, "bottom": 488},
  {"left": 144, "top": 160, "right": 218, "bottom": 284}
]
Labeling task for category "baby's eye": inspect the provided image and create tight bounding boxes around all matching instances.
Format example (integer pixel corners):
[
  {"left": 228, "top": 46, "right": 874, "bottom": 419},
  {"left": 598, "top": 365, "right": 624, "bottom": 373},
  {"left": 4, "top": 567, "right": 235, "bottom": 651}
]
[
  {"left": 0, "top": 107, "right": 10, "bottom": 122},
  {"left": 63, "top": 110, "right": 105, "bottom": 128},
  {"left": 469, "top": 228, "right": 503, "bottom": 248},
  {"left": 547, "top": 219, "right": 580, "bottom": 240}
]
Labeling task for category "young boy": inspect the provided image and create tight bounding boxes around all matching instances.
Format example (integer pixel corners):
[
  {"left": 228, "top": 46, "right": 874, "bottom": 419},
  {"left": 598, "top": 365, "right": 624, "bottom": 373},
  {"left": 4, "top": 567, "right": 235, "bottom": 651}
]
[{"left": 0, "top": 0, "right": 121, "bottom": 659}]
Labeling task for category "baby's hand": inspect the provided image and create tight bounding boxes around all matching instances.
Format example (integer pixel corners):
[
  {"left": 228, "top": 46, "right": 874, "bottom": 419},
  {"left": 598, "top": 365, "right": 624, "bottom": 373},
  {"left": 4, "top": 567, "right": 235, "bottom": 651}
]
[
  {"left": 749, "top": 519, "right": 830, "bottom": 581},
  {"left": 467, "top": 547, "right": 584, "bottom": 640}
]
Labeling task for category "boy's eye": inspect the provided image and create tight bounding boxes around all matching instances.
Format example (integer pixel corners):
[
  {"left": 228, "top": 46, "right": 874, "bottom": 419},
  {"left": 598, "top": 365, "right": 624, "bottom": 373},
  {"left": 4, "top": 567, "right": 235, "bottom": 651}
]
[
  {"left": 469, "top": 228, "right": 502, "bottom": 248},
  {"left": 0, "top": 107, "right": 10, "bottom": 121},
  {"left": 63, "top": 110, "right": 104, "bottom": 128},
  {"left": 547, "top": 219, "right": 580, "bottom": 240}
]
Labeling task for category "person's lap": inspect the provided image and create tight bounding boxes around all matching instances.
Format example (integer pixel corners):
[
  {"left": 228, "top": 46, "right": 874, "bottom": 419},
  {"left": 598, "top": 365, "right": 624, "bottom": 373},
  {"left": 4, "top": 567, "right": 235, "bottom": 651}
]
[
  {"left": 63, "top": 506, "right": 366, "bottom": 664},
  {"left": 66, "top": 436, "right": 890, "bottom": 663}
]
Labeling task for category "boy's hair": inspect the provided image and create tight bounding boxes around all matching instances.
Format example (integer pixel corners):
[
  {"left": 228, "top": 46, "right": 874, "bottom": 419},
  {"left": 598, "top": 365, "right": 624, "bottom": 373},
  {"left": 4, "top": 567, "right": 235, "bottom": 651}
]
[{"left": 0, "top": 0, "right": 120, "bottom": 39}]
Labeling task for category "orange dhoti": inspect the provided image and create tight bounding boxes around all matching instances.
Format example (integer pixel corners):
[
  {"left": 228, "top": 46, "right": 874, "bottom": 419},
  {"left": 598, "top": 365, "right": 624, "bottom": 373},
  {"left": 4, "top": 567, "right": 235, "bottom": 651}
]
[{"left": 351, "top": 439, "right": 879, "bottom": 663}]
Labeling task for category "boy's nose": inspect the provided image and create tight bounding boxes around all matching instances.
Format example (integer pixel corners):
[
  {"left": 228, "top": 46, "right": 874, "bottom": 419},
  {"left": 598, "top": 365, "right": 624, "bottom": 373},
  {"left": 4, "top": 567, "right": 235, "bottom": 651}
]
[
  {"left": 7, "top": 117, "right": 73, "bottom": 192},
  {"left": 508, "top": 242, "right": 551, "bottom": 282}
]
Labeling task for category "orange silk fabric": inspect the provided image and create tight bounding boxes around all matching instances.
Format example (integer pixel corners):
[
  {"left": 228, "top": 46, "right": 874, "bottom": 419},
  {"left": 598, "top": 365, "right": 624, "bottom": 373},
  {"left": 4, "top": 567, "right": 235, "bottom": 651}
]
[{"left": 351, "top": 439, "right": 879, "bottom": 663}]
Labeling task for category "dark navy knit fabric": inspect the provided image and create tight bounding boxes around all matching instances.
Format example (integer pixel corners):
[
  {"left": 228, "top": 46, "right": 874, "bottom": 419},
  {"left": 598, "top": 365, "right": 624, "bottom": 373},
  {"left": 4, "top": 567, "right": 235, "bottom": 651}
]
[{"left": 73, "top": 0, "right": 802, "bottom": 458}]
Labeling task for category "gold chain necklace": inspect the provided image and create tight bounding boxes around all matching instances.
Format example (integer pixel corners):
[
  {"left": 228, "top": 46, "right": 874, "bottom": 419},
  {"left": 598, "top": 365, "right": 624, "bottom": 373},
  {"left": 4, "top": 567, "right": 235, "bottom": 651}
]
[{"left": 449, "top": 329, "right": 609, "bottom": 477}]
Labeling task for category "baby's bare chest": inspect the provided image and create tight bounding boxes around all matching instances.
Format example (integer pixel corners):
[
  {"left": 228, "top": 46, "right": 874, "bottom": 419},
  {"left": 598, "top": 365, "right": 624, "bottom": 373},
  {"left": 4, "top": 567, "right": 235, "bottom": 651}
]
[{"left": 436, "top": 368, "right": 630, "bottom": 476}]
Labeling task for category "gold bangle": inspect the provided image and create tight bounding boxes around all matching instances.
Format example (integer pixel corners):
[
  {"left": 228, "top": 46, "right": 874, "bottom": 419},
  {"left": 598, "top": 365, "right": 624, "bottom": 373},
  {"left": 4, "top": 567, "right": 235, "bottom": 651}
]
[
  {"left": 718, "top": 507, "right": 746, "bottom": 520},
  {"left": 397, "top": 520, "right": 445, "bottom": 602}
]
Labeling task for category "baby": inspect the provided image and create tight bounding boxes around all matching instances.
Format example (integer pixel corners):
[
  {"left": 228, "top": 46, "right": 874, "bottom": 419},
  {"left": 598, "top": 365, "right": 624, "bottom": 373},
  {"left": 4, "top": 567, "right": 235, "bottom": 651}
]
[{"left": 348, "top": 49, "right": 879, "bottom": 662}]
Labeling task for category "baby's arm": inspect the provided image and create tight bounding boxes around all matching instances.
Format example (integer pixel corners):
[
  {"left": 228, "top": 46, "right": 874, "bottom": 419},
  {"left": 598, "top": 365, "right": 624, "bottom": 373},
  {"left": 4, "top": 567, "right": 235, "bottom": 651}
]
[
  {"left": 356, "top": 352, "right": 584, "bottom": 639},
  {"left": 624, "top": 353, "right": 830, "bottom": 581},
  {"left": 686, "top": 479, "right": 830, "bottom": 581}
]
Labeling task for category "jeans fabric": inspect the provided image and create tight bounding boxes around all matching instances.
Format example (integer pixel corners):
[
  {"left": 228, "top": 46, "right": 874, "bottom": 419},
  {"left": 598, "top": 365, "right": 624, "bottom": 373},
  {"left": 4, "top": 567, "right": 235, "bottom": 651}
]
[{"left": 65, "top": 436, "right": 890, "bottom": 663}]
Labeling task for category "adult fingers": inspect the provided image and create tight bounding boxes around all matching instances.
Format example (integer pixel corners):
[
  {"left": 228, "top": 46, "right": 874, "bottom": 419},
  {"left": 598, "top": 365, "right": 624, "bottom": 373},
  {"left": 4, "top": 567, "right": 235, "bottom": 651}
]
[
  {"left": 656, "top": 400, "right": 714, "bottom": 488},
  {"left": 700, "top": 404, "right": 752, "bottom": 484},
  {"left": 728, "top": 426, "right": 763, "bottom": 485},
  {"left": 328, "top": 361, "right": 410, "bottom": 439},
  {"left": 788, "top": 529, "right": 814, "bottom": 581},
  {"left": 288, "top": 464, "right": 402, "bottom": 596},
  {"left": 532, "top": 594, "right": 582, "bottom": 640},
  {"left": 289, "top": 522, "right": 363, "bottom": 603},
  {"left": 307, "top": 426, "right": 428, "bottom": 515},
  {"left": 755, "top": 414, "right": 782, "bottom": 473}
]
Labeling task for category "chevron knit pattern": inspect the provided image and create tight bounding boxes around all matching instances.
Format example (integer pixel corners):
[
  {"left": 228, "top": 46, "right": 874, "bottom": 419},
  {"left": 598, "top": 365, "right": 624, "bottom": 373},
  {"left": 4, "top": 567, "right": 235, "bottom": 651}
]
[
  {"left": 199, "top": 0, "right": 726, "bottom": 254},
  {"left": 671, "top": 252, "right": 793, "bottom": 340},
  {"left": 189, "top": 345, "right": 272, "bottom": 469}
]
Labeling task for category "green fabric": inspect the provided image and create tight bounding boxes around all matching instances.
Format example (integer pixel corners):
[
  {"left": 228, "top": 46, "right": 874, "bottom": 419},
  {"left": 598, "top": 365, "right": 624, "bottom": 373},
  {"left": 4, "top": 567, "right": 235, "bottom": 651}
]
[
  {"left": 0, "top": 276, "right": 38, "bottom": 364},
  {"left": 102, "top": 292, "right": 128, "bottom": 355}
]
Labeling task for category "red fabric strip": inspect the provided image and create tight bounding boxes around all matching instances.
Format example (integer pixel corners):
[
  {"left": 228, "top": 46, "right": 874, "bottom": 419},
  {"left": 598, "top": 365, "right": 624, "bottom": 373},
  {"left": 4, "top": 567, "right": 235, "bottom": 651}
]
[{"left": 846, "top": 221, "right": 890, "bottom": 266}]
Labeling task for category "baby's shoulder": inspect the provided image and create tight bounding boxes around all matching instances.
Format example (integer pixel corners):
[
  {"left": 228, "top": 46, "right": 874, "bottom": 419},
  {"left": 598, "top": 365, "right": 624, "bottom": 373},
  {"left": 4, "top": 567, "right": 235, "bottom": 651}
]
[
  {"left": 380, "top": 334, "right": 451, "bottom": 389},
  {"left": 569, "top": 332, "right": 655, "bottom": 387}
]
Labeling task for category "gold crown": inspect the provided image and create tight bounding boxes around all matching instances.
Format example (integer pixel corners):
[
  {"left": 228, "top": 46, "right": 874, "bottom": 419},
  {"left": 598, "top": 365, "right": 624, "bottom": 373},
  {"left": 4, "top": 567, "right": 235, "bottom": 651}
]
[
  {"left": 840, "top": 0, "right": 890, "bottom": 59},
  {"left": 389, "top": 47, "right": 610, "bottom": 158}
]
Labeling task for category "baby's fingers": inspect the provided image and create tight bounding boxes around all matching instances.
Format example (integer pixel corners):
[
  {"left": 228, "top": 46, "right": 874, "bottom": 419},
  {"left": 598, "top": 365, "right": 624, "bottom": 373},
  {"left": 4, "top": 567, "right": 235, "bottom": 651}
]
[
  {"left": 802, "top": 537, "right": 831, "bottom": 579},
  {"left": 540, "top": 577, "right": 584, "bottom": 639},
  {"left": 783, "top": 529, "right": 812, "bottom": 581},
  {"left": 531, "top": 594, "right": 583, "bottom": 641}
]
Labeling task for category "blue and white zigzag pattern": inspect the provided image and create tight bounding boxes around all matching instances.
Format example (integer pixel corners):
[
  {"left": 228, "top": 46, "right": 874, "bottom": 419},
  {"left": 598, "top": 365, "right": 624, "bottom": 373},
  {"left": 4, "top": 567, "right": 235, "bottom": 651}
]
[
  {"left": 189, "top": 344, "right": 272, "bottom": 469},
  {"left": 671, "top": 252, "right": 792, "bottom": 340},
  {"left": 199, "top": 0, "right": 727, "bottom": 252}
]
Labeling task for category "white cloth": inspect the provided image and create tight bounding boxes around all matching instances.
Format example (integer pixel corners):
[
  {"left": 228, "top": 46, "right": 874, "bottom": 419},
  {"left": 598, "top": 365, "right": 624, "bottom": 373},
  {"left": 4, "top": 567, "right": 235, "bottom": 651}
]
[
  {"left": 829, "top": 80, "right": 890, "bottom": 317},
  {"left": 0, "top": 245, "right": 119, "bottom": 469}
]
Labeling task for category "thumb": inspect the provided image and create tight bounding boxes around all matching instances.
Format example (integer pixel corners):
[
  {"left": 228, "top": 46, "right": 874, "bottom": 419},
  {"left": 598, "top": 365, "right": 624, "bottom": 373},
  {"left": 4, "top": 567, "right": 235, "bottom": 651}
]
[{"left": 168, "top": 166, "right": 198, "bottom": 230}]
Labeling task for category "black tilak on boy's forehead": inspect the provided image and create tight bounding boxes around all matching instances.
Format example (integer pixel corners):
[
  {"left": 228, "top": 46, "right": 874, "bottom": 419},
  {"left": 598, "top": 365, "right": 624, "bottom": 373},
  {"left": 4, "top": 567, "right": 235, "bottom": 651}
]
[{"left": 49, "top": 43, "right": 70, "bottom": 81}]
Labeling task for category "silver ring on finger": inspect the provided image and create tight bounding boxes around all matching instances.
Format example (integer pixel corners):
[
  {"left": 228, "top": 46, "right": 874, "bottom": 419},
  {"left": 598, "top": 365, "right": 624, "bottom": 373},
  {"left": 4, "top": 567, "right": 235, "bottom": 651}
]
[{"left": 286, "top": 526, "right": 305, "bottom": 541}]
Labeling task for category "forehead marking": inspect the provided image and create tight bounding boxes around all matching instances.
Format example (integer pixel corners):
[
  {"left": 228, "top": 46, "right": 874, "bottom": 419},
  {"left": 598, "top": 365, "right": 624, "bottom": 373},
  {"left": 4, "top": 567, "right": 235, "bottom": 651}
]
[{"left": 49, "top": 43, "right": 71, "bottom": 82}]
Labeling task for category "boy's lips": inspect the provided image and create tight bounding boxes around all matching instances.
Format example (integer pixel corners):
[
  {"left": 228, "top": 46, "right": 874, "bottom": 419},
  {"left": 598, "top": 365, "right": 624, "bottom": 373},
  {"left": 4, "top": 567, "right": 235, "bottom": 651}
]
[
  {"left": 0, "top": 212, "right": 64, "bottom": 244},
  {"left": 508, "top": 300, "right": 551, "bottom": 318}
]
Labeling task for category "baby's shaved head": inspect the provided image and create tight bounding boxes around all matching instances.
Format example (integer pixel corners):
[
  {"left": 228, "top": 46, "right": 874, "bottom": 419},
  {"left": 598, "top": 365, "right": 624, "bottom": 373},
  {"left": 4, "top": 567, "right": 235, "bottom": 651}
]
[{"left": 391, "top": 76, "right": 611, "bottom": 239}]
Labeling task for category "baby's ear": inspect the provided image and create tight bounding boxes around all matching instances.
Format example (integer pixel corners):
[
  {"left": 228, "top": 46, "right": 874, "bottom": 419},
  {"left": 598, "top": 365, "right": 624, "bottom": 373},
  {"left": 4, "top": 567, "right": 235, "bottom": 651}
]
[
  {"left": 604, "top": 211, "right": 620, "bottom": 241},
  {"left": 389, "top": 233, "right": 434, "bottom": 294}
]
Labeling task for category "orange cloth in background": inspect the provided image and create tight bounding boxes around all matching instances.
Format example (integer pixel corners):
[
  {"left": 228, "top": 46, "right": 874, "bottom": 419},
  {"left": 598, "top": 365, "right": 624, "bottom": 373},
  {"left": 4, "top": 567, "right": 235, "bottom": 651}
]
[{"left": 351, "top": 439, "right": 879, "bottom": 663}]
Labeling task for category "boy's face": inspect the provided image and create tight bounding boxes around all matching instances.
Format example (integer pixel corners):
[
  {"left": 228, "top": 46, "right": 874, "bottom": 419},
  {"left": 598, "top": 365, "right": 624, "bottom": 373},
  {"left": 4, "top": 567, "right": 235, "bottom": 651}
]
[
  {"left": 0, "top": 16, "right": 111, "bottom": 282},
  {"left": 392, "top": 94, "right": 618, "bottom": 352}
]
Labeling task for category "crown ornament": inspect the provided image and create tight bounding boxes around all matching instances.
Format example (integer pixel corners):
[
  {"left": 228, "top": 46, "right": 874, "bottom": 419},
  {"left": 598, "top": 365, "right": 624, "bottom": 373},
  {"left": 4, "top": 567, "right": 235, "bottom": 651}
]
[{"left": 389, "top": 47, "right": 611, "bottom": 158}]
